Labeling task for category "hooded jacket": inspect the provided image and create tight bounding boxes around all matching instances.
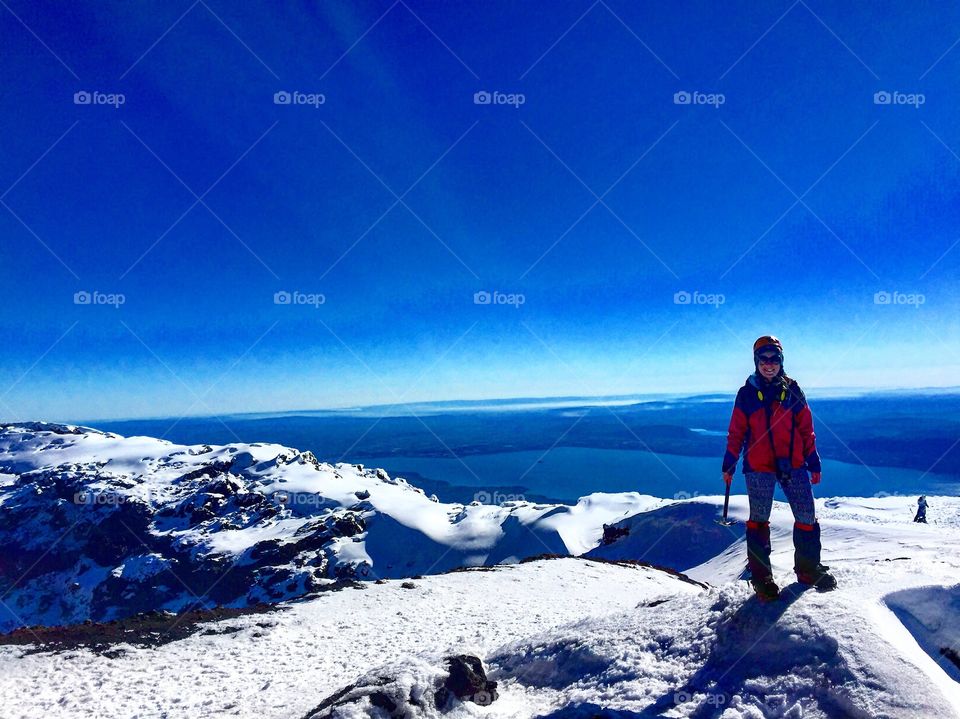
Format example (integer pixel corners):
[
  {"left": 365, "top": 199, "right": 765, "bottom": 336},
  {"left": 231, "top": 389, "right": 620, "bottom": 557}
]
[{"left": 722, "top": 372, "right": 821, "bottom": 475}]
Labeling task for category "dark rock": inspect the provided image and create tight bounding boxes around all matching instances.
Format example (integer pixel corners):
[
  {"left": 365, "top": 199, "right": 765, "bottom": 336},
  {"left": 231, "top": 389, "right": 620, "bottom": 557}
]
[
  {"left": 369, "top": 691, "right": 397, "bottom": 712},
  {"left": 174, "top": 462, "right": 234, "bottom": 483},
  {"left": 332, "top": 514, "right": 365, "bottom": 537},
  {"left": 434, "top": 655, "right": 498, "bottom": 709},
  {"left": 203, "top": 476, "right": 243, "bottom": 496},
  {"left": 602, "top": 522, "right": 630, "bottom": 545}
]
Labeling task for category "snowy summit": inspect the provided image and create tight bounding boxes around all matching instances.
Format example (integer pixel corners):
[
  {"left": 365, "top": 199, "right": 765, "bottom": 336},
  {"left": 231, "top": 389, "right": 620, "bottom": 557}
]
[{"left": 0, "top": 422, "right": 959, "bottom": 718}]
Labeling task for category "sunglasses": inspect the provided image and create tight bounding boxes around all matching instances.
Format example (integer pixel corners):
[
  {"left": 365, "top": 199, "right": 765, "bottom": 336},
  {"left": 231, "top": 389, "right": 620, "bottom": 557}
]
[{"left": 757, "top": 354, "right": 782, "bottom": 365}]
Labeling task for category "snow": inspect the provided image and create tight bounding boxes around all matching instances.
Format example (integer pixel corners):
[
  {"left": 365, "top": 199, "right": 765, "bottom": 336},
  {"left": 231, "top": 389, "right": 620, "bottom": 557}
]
[
  {"left": 290, "top": 492, "right": 960, "bottom": 718},
  {"left": 0, "top": 423, "right": 676, "bottom": 631},
  {"left": 884, "top": 584, "right": 960, "bottom": 703},
  {"left": 200, "top": 517, "right": 313, "bottom": 555},
  {"left": 112, "top": 553, "right": 171, "bottom": 581},
  {"left": 1, "top": 423, "right": 959, "bottom": 718},
  {"left": 1, "top": 559, "right": 697, "bottom": 719}
]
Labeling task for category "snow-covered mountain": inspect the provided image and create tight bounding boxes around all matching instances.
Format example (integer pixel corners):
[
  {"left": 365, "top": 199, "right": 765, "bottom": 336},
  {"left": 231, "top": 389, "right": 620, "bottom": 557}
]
[
  {"left": 0, "top": 422, "right": 656, "bottom": 631},
  {"left": 2, "top": 422, "right": 960, "bottom": 718}
]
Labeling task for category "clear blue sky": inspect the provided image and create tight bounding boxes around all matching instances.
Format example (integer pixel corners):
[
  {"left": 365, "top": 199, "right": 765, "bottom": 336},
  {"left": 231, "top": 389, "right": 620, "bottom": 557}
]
[{"left": 1, "top": 1, "right": 958, "bottom": 422}]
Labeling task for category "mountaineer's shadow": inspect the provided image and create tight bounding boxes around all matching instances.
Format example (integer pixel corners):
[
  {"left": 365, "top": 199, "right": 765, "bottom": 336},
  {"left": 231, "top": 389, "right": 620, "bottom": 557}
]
[
  {"left": 536, "top": 583, "right": 858, "bottom": 718},
  {"left": 639, "top": 582, "right": 857, "bottom": 718}
]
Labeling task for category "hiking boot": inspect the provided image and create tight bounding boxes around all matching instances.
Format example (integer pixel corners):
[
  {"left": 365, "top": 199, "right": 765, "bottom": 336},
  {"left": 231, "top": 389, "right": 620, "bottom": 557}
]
[
  {"left": 796, "top": 564, "right": 837, "bottom": 591},
  {"left": 751, "top": 575, "right": 781, "bottom": 601},
  {"left": 746, "top": 520, "right": 773, "bottom": 579}
]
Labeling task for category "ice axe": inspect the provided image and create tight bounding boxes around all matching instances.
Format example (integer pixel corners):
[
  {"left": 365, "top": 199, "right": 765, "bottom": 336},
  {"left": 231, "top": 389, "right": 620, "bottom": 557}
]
[{"left": 717, "top": 474, "right": 737, "bottom": 526}]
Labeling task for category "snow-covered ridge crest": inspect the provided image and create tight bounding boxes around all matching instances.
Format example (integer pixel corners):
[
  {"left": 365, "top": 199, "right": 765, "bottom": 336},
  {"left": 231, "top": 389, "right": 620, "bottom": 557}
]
[
  {"left": 4, "top": 425, "right": 960, "bottom": 717},
  {"left": 0, "top": 423, "right": 656, "bottom": 631}
]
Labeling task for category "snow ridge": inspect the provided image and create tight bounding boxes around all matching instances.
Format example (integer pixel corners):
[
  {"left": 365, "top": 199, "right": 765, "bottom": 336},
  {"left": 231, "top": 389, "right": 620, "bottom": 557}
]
[{"left": 0, "top": 423, "right": 650, "bottom": 631}]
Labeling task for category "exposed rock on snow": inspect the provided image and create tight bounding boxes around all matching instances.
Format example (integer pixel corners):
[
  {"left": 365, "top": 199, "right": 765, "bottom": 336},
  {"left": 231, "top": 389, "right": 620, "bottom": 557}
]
[
  {"left": 0, "top": 423, "right": 655, "bottom": 631},
  {"left": 302, "top": 654, "right": 499, "bottom": 717},
  {"left": 435, "top": 655, "right": 499, "bottom": 709},
  {"left": 4, "top": 423, "right": 960, "bottom": 718}
]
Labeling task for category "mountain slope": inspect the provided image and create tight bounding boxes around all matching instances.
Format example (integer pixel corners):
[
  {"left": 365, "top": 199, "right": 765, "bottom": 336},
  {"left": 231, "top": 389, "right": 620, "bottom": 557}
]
[
  {"left": 305, "top": 495, "right": 960, "bottom": 717},
  {"left": 3, "top": 423, "right": 960, "bottom": 718},
  {"left": 1, "top": 557, "right": 701, "bottom": 718},
  {"left": 0, "top": 423, "right": 654, "bottom": 631}
]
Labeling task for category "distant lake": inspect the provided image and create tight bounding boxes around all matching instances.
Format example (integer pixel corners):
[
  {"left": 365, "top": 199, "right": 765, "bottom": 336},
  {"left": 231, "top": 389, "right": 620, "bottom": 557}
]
[
  {"left": 89, "top": 390, "right": 960, "bottom": 503},
  {"left": 351, "top": 447, "right": 960, "bottom": 504}
]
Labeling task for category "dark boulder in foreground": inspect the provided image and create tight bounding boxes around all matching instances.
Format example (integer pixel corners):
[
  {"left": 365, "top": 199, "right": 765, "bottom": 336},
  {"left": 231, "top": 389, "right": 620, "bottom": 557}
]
[
  {"left": 302, "top": 654, "right": 497, "bottom": 718},
  {"left": 434, "top": 654, "right": 499, "bottom": 709}
]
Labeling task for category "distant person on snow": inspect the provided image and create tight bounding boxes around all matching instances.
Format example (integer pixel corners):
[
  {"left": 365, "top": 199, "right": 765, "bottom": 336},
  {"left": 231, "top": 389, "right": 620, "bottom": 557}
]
[
  {"left": 722, "top": 335, "right": 837, "bottom": 600},
  {"left": 914, "top": 496, "right": 929, "bottom": 523}
]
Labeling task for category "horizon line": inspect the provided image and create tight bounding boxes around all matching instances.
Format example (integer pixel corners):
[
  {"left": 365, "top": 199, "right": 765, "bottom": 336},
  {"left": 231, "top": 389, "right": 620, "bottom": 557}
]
[{"left": 61, "top": 382, "right": 960, "bottom": 426}]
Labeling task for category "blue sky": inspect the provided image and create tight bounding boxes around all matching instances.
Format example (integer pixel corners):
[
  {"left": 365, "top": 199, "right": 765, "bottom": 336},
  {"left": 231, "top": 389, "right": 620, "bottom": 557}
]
[{"left": 1, "top": 0, "right": 958, "bottom": 422}]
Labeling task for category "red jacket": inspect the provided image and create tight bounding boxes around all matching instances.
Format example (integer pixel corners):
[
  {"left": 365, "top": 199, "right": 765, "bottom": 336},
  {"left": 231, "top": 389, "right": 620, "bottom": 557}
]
[{"left": 722, "top": 373, "right": 821, "bottom": 475}]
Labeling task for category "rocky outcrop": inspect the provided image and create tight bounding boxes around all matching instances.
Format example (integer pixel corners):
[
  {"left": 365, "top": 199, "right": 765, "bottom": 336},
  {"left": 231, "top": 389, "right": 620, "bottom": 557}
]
[
  {"left": 301, "top": 654, "right": 497, "bottom": 718},
  {"left": 0, "top": 423, "right": 386, "bottom": 631}
]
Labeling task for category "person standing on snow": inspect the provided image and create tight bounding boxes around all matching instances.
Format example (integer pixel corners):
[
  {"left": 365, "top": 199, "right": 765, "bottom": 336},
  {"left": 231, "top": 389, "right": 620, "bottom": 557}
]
[
  {"left": 914, "top": 496, "right": 929, "bottom": 523},
  {"left": 722, "top": 336, "right": 837, "bottom": 600}
]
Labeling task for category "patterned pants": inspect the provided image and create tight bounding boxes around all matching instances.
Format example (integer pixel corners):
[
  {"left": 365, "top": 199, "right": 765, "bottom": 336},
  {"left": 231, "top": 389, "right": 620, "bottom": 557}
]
[{"left": 745, "top": 468, "right": 816, "bottom": 525}]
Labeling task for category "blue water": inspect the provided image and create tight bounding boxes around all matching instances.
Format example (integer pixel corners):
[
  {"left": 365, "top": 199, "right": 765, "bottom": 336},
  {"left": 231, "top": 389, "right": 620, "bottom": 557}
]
[{"left": 352, "top": 447, "right": 960, "bottom": 504}]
